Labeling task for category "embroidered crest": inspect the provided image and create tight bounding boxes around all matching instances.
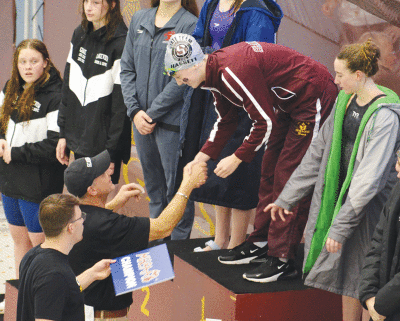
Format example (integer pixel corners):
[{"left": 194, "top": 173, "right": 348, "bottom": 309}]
[
  {"left": 32, "top": 101, "right": 41, "bottom": 113},
  {"left": 295, "top": 121, "right": 311, "bottom": 136},
  {"left": 78, "top": 47, "right": 87, "bottom": 64},
  {"left": 94, "top": 53, "right": 109, "bottom": 67}
]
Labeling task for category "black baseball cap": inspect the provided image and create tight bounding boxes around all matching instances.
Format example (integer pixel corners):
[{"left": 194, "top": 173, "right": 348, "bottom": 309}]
[{"left": 64, "top": 150, "right": 111, "bottom": 198}]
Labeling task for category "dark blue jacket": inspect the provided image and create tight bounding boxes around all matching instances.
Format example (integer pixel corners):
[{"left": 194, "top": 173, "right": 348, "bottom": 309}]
[{"left": 193, "top": 0, "right": 282, "bottom": 47}]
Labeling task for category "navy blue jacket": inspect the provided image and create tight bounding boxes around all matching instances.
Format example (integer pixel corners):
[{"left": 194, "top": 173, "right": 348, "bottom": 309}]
[{"left": 193, "top": 0, "right": 282, "bottom": 47}]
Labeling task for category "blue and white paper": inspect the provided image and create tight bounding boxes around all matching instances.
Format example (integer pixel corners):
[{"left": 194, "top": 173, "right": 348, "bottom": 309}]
[{"left": 110, "top": 243, "right": 175, "bottom": 296}]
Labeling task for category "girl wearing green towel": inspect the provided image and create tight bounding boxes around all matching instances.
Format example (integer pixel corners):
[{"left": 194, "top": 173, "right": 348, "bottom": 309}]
[{"left": 267, "top": 40, "right": 400, "bottom": 321}]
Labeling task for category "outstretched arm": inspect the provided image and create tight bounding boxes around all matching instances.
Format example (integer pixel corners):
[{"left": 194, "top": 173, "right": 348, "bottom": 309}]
[{"left": 149, "top": 162, "right": 208, "bottom": 241}]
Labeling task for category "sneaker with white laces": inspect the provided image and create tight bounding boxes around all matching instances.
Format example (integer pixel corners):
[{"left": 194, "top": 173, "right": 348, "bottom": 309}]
[
  {"left": 243, "top": 257, "right": 299, "bottom": 283},
  {"left": 218, "top": 241, "right": 269, "bottom": 265}
]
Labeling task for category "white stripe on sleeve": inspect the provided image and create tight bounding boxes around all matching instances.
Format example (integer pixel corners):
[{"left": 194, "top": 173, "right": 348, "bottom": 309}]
[
  {"left": 224, "top": 67, "right": 273, "bottom": 152},
  {"left": 312, "top": 98, "right": 321, "bottom": 141}
]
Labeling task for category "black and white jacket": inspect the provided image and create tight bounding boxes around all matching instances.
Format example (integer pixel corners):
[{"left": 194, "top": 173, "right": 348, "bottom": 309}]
[
  {"left": 58, "top": 22, "right": 131, "bottom": 163},
  {"left": 360, "top": 181, "right": 400, "bottom": 320},
  {"left": 0, "top": 67, "right": 66, "bottom": 203}
]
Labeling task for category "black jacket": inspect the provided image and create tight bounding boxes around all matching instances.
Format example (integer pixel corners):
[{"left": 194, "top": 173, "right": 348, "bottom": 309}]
[
  {"left": 58, "top": 21, "right": 131, "bottom": 163},
  {"left": 359, "top": 181, "right": 400, "bottom": 320},
  {"left": 0, "top": 67, "right": 66, "bottom": 203}
]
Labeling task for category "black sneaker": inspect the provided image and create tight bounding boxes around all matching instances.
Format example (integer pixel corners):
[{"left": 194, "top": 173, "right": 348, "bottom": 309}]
[
  {"left": 249, "top": 251, "right": 270, "bottom": 265},
  {"left": 218, "top": 242, "right": 269, "bottom": 265},
  {"left": 243, "top": 257, "right": 299, "bottom": 283}
]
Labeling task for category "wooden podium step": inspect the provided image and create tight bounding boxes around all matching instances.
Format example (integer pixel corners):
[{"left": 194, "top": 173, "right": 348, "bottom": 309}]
[{"left": 128, "top": 239, "right": 342, "bottom": 321}]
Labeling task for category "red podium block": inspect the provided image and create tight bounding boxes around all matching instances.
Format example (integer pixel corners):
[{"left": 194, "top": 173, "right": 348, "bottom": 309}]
[
  {"left": 128, "top": 280, "right": 175, "bottom": 320},
  {"left": 4, "top": 280, "right": 18, "bottom": 321},
  {"left": 170, "top": 250, "right": 342, "bottom": 321}
]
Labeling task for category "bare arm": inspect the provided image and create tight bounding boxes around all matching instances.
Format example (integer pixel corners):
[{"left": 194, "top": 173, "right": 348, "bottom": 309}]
[
  {"left": 105, "top": 183, "right": 145, "bottom": 211},
  {"left": 149, "top": 162, "right": 208, "bottom": 241},
  {"left": 76, "top": 259, "right": 115, "bottom": 291}
]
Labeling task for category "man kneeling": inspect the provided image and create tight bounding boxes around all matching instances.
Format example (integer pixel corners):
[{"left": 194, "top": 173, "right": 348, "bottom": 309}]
[{"left": 65, "top": 150, "right": 207, "bottom": 320}]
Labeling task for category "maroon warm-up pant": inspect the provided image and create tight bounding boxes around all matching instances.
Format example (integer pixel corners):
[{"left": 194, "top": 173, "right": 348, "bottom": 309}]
[{"left": 247, "top": 79, "right": 338, "bottom": 259}]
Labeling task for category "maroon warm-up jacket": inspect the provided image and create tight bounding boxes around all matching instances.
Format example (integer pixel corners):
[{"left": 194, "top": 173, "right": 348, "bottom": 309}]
[{"left": 200, "top": 41, "right": 333, "bottom": 163}]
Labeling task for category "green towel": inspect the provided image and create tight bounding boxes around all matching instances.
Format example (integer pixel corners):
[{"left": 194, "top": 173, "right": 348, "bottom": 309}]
[{"left": 304, "top": 86, "right": 400, "bottom": 273}]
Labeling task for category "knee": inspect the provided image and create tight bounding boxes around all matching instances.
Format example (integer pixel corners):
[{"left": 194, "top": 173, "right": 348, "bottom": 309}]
[{"left": 12, "top": 231, "right": 31, "bottom": 247}]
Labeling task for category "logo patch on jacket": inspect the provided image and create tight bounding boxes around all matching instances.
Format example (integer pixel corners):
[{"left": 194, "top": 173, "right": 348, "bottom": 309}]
[
  {"left": 32, "top": 101, "right": 41, "bottom": 112},
  {"left": 247, "top": 41, "right": 263, "bottom": 53},
  {"left": 78, "top": 47, "right": 87, "bottom": 64},
  {"left": 94, "top": 53, "right": 109, "bottom": 67},
  {"left": 295, "top": 121, "right": 311, "bottom": 136},
  {"left": 85, "top": 157, "right": 92, "bottom": 167},
  {"left": 163, "top": 31, "right": 176, "bottom": 43}
]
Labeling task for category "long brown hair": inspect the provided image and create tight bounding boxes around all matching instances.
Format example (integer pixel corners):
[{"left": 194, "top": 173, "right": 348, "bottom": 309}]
[
  {"left": 0, "top": 39, "right": 60, "bottom": 136},
  {"left": 231, "top": 0, "right": 243, "bottom": 14},
  {"left": 151, "top": 0, "right": 199, "bottom": 17},
  {"left": 81, "top": 0, "right": 124, "bottom": 42},
  {"left": 337, "top": 39, "right": 381, "bottom": 77}
]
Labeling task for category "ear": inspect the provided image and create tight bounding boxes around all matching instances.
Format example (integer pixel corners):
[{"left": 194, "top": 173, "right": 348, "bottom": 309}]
[
  {"left": 87, "top": 185, "right": 98, "bottom": 196},
  {"left": 355, "top": 70, "right": 364, "bottom": 80},
  {"left": 66, "top": 222, "right": 74, "bottom": 234},
  {"left": 43, "top": 58, "right": 48, "bottom": 69}
]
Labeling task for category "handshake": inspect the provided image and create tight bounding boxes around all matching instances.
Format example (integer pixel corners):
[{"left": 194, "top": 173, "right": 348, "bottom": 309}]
[
  {"left": 107, "top": 161, "right": 208, "bottom": 211},
  {"left": 182, "top": 161, "right": 208, "bottom": 190}
]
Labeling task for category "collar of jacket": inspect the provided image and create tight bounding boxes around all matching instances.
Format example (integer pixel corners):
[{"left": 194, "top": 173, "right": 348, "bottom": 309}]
[
  {"left": 86, "top": 22, "right": 107, "bottom": 41},
  {"left": 202, "top": 53, "right": 219, "bottom": 91},
  {"left": 85, "top": 21, "right": 127, "bottom": 42},
  {"left": 139, "top": 7, "right": 188, "bottom": 36}
]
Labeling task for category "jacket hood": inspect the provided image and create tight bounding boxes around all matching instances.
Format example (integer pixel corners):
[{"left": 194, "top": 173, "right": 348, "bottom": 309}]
[
  {"left": 87, "top": 21, "right": 128, "bottom": 42},
  {"left": 36, "top": 66, "right": 62, "bottom": 94},
  {"left": 381, "top": 103, "right": 400, "bottom": 117},
  {"left": 238, "top": 0, "right": 283, "bottom": 33},
  {"left": 371, "top": 86, "right": 400, "bottom": 116},
  {"left": 113, "top": 21, "right": 128, "bottom": 38}
]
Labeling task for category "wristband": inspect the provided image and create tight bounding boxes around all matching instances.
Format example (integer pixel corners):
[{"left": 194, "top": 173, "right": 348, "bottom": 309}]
[
  {"left": 176, "top": 192, "right": 188, "bottom": 199},
  {"left": 76, "top": 278, "right": 83, "bottom": 292}
]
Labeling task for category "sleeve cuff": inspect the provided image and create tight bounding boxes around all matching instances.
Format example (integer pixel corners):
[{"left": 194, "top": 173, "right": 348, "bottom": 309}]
[
  {"left": 107, "top": 148, "right": 117, "bottom": 163},
  {"left": 58, "top": 127, "right": 65, "bottom": 138},
  {"left": 234, "top": 149, "right": 255, "bottom": 163},
  {"left": 11, "top": 147, "right": 21, "bottom": 162},
  {"left": 129, "top": 108, "right": 141, "bottom": 122},
  {"left": 200, "top": 144, "right": 222, "bottom": 160},
  {"left": 327, "top": 230, "right": 347, "bottom": 244},
  {"left": 360, "top": 293, "right": 375, "bottom": 310},
  {"left": 274, "top": 198, "right": 294, "bottom": 211}
]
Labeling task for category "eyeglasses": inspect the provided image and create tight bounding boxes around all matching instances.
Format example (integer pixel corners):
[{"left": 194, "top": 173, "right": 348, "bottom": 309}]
[{"left": 69, "top": 212, "right": 87, "bottom": 224}]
